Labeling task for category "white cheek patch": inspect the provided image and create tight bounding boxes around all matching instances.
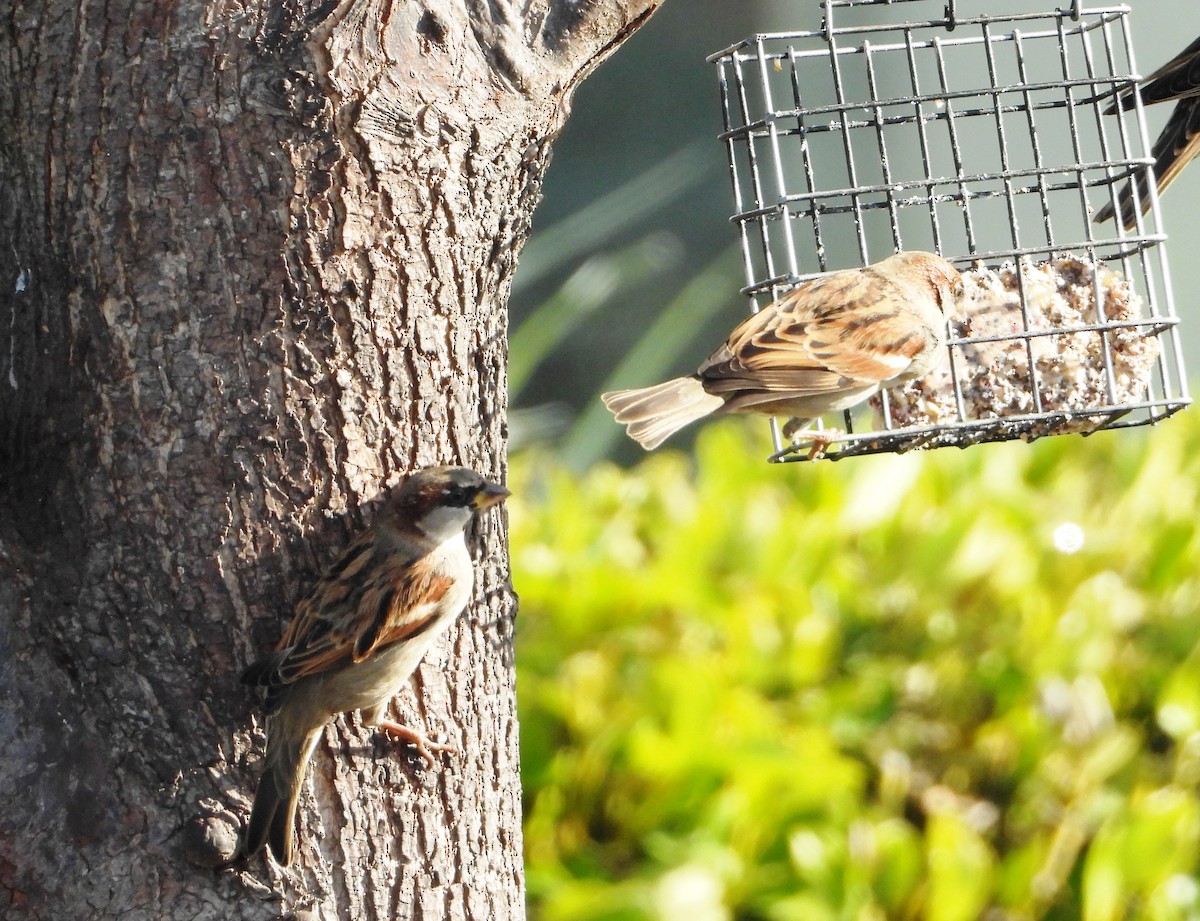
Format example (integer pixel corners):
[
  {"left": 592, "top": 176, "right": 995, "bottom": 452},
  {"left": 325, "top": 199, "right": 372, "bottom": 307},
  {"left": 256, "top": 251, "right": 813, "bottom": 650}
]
[{"left": 417, "top": 504, "right": 473, "bottom": 541}]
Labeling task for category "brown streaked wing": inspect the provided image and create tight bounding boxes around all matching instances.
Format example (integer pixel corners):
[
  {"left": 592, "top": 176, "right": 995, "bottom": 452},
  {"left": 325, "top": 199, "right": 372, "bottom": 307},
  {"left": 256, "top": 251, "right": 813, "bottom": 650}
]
[
  {"left": 268, "top": 532, "right": 376, "bottom": 662},
  {"left": 701, "top": 276, "right": 857, "bottom": 383},
  {"left": 349, "top": 558, "right": 455, "bottom": 662},
  {"left": 270, "top": 544, "right": 454, "bottom": 685},
  {"left": 702, "top": 269, "right": 928, "bottom": 389},
  {"left": 808, "top": 307, "right": 936, "bottom": 382}
]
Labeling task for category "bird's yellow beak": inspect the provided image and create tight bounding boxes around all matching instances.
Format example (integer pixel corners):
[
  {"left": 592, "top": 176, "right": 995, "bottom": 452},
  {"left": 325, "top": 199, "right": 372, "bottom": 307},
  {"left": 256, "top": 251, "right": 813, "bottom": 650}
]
[{"left": 472, "top": 481, "right": 511, "bottom": 510}]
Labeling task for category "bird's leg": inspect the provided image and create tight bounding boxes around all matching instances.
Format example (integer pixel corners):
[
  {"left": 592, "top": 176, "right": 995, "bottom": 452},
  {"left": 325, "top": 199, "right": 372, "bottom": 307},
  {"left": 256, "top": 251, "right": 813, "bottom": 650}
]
[
  {"left": 806, "top": 436, "right": 834, "bottom": 461},
  {"left": 781, "top": 417, "right": 839, "bottom": 460},
  {"left": 376, "top": 719, "right": 458, "bottom": 766}
]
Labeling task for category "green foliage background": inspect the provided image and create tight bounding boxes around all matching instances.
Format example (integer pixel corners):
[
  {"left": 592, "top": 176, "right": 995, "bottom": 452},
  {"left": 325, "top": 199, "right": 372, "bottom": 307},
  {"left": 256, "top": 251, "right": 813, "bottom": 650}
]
[
  {"left": 507, "top": 8, "right": 1200, "bottom": 913},
  {"left": 510, "top": 418, "right": 1200, "bottom": 920}
]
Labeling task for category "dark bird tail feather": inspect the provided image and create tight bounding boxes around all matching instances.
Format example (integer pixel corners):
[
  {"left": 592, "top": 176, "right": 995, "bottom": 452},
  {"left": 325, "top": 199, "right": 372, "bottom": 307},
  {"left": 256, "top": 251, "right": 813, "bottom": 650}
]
[{"left": 242, "top": 726, "right": 322, "bottom": 866}]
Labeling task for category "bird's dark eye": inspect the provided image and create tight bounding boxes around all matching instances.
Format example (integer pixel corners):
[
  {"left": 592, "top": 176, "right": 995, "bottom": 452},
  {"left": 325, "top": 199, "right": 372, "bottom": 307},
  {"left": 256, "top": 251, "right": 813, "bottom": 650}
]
[{"left": 444, "top": 484, "right": 475, "bottom": 507}]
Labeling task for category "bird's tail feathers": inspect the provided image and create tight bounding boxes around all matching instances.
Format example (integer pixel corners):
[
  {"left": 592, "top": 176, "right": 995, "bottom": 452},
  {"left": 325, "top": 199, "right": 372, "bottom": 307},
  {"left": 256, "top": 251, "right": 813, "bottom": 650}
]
[
  {"left": 242, "top": 725, "right": 322, "bottom": 866},
  {"left": 601, "top": 377, "right": 724, "bottom": 450}
]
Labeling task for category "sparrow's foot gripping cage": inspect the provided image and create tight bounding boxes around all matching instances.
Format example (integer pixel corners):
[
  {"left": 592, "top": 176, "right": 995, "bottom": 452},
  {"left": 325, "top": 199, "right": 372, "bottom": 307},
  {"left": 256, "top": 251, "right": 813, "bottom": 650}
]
[{"left": 710, "top": 0, "right": 1190, "bottom": 462}]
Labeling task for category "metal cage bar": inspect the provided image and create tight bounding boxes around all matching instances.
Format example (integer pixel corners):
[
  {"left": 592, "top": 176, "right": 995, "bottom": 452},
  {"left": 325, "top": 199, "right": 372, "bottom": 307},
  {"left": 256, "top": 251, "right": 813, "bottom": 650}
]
[{"left": 708, "top": 0, "right": 1189, "bottom": 462}]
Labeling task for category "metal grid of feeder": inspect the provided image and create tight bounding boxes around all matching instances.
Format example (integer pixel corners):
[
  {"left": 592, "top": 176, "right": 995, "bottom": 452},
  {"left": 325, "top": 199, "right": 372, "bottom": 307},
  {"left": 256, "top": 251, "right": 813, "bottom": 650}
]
[{"left": 709, "top": 0, "right": 1190, "bottom": 462}]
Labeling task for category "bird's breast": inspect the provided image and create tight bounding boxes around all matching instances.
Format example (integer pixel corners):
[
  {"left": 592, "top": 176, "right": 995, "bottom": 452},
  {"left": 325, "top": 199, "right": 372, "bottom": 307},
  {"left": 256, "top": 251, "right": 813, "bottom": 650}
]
[{"left": 425, "top": 530, "right": 474, "bottom": 616}]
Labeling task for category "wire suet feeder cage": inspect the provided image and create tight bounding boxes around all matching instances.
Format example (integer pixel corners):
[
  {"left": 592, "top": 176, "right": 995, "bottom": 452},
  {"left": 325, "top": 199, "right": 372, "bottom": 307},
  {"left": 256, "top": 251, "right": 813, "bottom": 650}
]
[{"left": 710, "top": 0, "right": 1190, "bottom": 462}]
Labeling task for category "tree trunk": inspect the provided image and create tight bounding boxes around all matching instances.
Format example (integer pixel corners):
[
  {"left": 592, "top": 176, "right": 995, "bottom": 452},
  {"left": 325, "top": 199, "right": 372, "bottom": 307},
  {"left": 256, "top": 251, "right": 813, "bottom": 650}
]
[{"left": 0, "top": 1, "right": 660, "bottom": 917}]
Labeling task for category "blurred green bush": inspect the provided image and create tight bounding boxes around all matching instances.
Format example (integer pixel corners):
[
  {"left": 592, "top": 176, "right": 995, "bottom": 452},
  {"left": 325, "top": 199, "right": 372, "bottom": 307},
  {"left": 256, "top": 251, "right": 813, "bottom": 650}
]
[{"left": 510, "top": 415, "right": 1200, "bottom": 921}]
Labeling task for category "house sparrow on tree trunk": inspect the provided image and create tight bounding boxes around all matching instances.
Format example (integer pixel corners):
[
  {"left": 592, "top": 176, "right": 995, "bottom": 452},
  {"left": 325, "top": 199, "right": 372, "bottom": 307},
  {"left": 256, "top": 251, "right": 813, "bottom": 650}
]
[
  {"left": 1096, "top": 35, "right": 1200, "bottom": 229},
  {"left": 602, "top": 251, "right": 962, "bottom": 450},
  {"left": 234, "top": 465, "right": 510, "bottom": 866}
]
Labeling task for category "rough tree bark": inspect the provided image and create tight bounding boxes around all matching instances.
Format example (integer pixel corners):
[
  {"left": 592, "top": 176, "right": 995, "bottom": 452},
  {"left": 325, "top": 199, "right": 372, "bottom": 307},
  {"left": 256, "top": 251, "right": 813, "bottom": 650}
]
[{"left": 0, "top": 1, "right": 661, "bottom": 918}]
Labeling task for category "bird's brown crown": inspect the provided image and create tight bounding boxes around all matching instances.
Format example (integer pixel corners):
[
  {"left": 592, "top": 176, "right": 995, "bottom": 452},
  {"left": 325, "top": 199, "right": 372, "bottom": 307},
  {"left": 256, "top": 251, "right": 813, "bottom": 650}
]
[{"left": 377, "top": 466, "right": 509, "bottom": 532}]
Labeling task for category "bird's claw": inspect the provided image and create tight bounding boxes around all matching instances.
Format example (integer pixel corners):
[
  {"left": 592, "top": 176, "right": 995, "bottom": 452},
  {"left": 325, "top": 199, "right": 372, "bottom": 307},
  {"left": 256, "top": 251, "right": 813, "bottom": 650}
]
[
  {"left": 783, "top": 419, "right": 839, "bottom": 460},
  {"left": 377, "top": 719, "right": 458, "bottom": 767}
]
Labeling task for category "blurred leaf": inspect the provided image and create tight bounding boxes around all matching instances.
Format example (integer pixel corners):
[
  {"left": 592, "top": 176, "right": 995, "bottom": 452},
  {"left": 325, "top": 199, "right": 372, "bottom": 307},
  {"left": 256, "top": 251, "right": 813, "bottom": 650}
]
[
  {"left": 513, "top": 406, "right": 1200, "bottom": 921},
  {"left": 925, "top": 813, "right": 995, "bottom": 921}
]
